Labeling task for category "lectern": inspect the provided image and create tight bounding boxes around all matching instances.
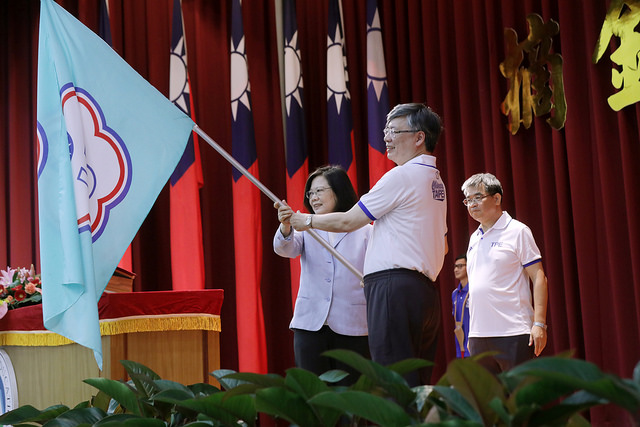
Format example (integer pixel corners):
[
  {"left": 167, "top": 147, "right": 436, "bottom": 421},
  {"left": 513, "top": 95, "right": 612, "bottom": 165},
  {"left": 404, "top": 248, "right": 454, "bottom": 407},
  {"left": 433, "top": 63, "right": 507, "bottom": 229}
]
[{"left": 0, "top": 289, "right": 224, "bottom": 410}]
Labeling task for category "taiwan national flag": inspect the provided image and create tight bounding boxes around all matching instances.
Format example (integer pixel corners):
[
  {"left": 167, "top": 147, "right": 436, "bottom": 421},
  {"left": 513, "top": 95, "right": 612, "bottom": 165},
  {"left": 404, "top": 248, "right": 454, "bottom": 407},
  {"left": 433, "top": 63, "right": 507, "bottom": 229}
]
[
  {"left": 169, "top": 0, "right": 205, "bottom": 291},
  {"left": 366, "top": 0, "right": 393, "bottom": 186},
  {"left": 327, "top": 0, "right": 357, "bottom": 190},
  {"left": 230, "top": 0, "right": 268, "bottom": 374},
  {"left": 37, "top": 0, "right": 194, "bottom": 368},
  {"left": 98, "top": 0, "right": 112, "bottom": 47},
  {"left": 283, "top": 0, "right": 308, "bottom": 306}
]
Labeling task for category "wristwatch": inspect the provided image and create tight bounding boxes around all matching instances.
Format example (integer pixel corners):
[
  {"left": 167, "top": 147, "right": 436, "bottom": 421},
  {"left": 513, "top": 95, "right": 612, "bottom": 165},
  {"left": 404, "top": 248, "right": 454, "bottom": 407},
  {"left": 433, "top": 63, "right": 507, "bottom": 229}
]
[
  {"left": 305, "top": 215, "right": 313, "bottom": 228},
  {"left": 533, "top": 321, "right": 547, "bottom": 330}
]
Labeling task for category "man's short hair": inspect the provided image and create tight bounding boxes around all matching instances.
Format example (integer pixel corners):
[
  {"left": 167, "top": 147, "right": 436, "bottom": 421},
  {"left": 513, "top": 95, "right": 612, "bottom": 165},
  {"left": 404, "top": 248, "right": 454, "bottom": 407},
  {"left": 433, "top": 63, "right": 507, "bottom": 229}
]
[
  {"left": 461, "top": 172, "right": 503, "bottom": 197},
  {"left": 455, "top": 254, "right": 467, "bottom": 262},
  {"left": 386, "top": 103, "right": 443, "bottom": 153}
]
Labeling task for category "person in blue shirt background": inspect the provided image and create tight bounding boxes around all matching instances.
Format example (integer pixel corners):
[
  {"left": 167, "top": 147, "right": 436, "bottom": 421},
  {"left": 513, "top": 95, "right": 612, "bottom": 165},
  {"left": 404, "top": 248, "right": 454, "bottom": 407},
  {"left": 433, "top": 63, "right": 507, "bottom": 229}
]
[{"left": 452, "top": 254, "right": 470, "bottom": 357}]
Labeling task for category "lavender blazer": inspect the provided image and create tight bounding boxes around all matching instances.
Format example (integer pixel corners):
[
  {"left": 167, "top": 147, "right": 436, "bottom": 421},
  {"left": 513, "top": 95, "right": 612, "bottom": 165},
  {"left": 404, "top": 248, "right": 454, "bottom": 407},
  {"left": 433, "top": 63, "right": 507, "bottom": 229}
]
[{"left": 273, "top": 224, "right": 372, "bottom": 336}]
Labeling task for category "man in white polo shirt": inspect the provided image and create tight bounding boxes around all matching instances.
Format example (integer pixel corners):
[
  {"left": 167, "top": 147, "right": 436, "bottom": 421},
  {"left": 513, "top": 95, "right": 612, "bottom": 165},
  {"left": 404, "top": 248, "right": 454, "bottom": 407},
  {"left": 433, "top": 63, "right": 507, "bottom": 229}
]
[
  {"left": 288, "top": 103, "right": 448, "bottom": 386},
  {"left": 461, "top": 173, "right": 548, "bottom": 375}
]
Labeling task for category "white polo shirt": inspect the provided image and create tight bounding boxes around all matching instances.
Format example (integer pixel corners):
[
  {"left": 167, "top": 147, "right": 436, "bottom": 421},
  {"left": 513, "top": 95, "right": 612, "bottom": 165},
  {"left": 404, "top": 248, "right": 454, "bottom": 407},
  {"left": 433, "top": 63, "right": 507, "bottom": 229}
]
[
  {"left": 357, "top": 154, "right": 447, "bottom": 280},
  {"left": 466, "top": 211, "right": 542, "bottom": 337}
]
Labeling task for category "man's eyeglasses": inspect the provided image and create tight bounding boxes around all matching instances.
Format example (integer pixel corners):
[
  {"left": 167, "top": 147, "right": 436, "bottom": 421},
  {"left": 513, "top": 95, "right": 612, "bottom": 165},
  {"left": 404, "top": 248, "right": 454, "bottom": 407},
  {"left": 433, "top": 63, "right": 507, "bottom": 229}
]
[
  {"left": 462, "top": 194, "right": 492, "bottom": 206},
  {"left": 306, "top": 187, "right": 331, "bottom": 199},
  {"left": 383, "top": 128, "right": 418, "bottom": 139},
  {"left": 454, "top": 264, "right": 466, "bottom": 269}
]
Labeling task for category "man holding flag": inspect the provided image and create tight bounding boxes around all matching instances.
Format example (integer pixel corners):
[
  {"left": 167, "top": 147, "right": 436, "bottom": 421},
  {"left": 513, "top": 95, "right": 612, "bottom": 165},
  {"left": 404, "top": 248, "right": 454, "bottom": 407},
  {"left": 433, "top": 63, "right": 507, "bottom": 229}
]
[
  {"left": 290, "top": 103, "right": 448, "bottom": 386},
  {"left": 36, "top": 0, "right": 194, "bottom": 368}
]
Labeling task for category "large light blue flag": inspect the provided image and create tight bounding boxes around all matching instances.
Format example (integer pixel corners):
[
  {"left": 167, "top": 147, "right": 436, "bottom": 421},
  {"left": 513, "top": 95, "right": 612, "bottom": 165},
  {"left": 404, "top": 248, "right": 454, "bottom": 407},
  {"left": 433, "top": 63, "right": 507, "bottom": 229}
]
[{"left": 36, "top": 0, "right": 194, "bottom": 368}]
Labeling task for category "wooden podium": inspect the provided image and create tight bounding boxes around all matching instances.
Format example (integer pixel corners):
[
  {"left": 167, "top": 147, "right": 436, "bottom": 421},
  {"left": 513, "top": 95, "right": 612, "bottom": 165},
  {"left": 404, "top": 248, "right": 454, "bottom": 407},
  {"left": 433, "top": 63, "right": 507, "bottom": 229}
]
[{"left": 0, "top": 290, "right": 224, "bottom": 410}]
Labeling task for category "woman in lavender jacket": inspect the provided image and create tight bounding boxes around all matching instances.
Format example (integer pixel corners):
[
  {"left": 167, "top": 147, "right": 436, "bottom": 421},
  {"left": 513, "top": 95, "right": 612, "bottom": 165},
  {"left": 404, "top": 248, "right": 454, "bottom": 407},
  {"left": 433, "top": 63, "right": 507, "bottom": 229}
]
[{"left": 274, "top": 166, "right": 371, "bottom": 384}]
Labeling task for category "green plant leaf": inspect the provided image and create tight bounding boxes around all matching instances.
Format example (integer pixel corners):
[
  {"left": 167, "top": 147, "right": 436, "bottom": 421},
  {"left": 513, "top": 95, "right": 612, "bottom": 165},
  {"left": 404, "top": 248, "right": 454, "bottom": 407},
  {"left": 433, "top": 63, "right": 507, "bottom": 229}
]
[
  {"left": 83, "top": 378, "right": 143, "bottom": 416},
  {"left": 153, "top": 392, "right": 256, "bottom": 426},
  {"left": 127, "top": 373, "right": 160, "bottom": 401},
  {"left": 120, "top": 360, "right": 161, "bottom": 399},
  {"left": 211, "top": 369, "right": 240, "bottom": 390},
  {"left": 318, "top": 369, "right": 349, "bottom": 383},
  {"left": 444, "top": 358, "right": 504, "bottom": 426},
  {"left": 255, "top": 386, "right": 328, "bottom": 427},
  {"left": 413, "top": 385, "right": 433, "bottom": 414},
  {"left": 221, "top": 383, "right": 263, "bottom": 399},
  {"left": 152, "top": 388, "right": 197, "bottom": 402},
  {"left": 283, "top": 369, "right": 345, "bottom": 425},
  {"left": 387, "top": 358, "right": 433, "bottom": 376},
  {"left": 90, "top": 391, "right": 112, "bottom": 413},
  {"left": 310, "top": 390, "right": 414, "bottom": 427},
  {"left": 431, "top": 385, "right": 483, "bottom": 422},
  {"left": 284, "top": 368, "right": 331, "bottom": 399},
  {"left": 0, "top": 404, "right": 69, "bottom": 424},
  {"left": 322, "top": 349, "right": 417, "bottom": 407},
  {"left": 93, "top": 414, "right": 166, "bottom": 426},
  {"left": 120, "top": 360, "right": 161, "bottom": 380},
  {"left": 188, "top": 382, "right": 221, "bottom": 397},
  {"left": 505, "top": 357, "right": 640, "bottom": 412},
  {"left": 508, "top": 376, "right": 571, "bottom": 407},
  {"left": 222, "top": 372, "right": 285, "bottom": 388},
  {"left": 183, "top": 422, "right": 218, "bottom": 427},
  {"left": 154, "top": 379, "right": 195, "bottom": 395},
  {"left": 42, "top": 407, "right": 107, "bottom": 425},
  {"left": 522, "top": 402, "right": 594, "bottom": 427},
  {"left": 488, "top": 396, "right": 517, "bottom": 424},
  {"left": 566, "top": 413, "right": 592, "bottom": 427}
]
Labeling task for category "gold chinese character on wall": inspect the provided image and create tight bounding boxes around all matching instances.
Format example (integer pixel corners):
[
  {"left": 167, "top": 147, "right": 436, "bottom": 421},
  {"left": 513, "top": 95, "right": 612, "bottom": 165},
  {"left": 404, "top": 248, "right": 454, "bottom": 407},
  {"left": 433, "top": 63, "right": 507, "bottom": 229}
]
[
  {"left": 593, "top": 0, "right": 640, "bottom": 111},
  {"left": 500, "top": 14, "right": 567, "bottom": 135}
]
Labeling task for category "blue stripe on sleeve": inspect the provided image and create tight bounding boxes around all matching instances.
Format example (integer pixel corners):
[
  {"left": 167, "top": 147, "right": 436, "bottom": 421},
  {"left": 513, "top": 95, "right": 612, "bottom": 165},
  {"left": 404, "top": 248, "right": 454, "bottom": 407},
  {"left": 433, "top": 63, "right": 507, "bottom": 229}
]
[
  {"left": 523, "top": 258, "right": 542, "bottom": 268},
  {"left": 358, "top": 200, "right": 376, "bottom": 221}
]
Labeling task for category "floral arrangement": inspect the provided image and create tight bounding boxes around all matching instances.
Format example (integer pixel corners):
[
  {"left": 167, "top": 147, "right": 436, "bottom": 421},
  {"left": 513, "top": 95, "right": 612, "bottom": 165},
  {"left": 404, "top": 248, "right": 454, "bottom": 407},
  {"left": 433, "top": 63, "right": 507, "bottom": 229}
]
[{"left": 0, "top": 265, "right": 42, "bottom": 318}]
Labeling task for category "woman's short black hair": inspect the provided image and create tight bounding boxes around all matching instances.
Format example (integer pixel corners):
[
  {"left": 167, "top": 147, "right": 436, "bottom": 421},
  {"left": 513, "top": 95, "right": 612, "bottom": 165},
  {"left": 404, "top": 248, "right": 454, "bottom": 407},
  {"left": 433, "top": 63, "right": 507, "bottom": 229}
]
[{"left": 303, "top": 165, "right": 358, "bottom": 213}]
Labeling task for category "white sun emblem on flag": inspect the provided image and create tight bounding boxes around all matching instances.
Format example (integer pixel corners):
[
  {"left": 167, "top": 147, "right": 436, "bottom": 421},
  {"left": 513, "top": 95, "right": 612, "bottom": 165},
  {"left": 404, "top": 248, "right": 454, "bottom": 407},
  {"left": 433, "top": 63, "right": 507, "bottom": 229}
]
[
  {"left": 230, "top": 35, "right": 252, "bottom": 120},
  {"left": 327, "top": 25, "right": 351, "bottom": 114},
  {"left": 367, "top": 7, "right": 387, "bottom": 102},
  {"left": 284, "top": 30, "right": 304, "bottom": 116},
  {"left": 169, "top": 35, "right": 191, "bottom": 114}
]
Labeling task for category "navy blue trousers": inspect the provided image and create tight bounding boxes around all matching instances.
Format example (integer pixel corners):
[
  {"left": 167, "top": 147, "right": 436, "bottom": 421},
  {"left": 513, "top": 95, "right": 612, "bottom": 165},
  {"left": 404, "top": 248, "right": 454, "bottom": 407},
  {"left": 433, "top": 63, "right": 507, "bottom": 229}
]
[
  {"left": 293, "top": 325, "right": 370, "bottom": 385},
  {"left": 468, "top": 334, "right": 533, "bottom": 375},
  {"left": 363, "top": 268, "right": 441, "bottom": 386}
]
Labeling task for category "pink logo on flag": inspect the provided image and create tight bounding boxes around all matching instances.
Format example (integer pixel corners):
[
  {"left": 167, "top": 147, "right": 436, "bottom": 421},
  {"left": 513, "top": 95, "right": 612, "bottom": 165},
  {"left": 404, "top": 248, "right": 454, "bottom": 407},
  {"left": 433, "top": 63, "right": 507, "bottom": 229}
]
[{"left": 60, "top": 84, "right": 132, "bottom": 242}]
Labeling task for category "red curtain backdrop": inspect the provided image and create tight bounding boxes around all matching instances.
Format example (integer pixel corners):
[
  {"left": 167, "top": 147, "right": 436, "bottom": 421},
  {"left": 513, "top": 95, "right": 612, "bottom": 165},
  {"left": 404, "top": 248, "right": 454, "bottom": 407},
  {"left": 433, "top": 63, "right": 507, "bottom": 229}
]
[{"left": 2, "top": 1, "right": 640, "bottom": 424}]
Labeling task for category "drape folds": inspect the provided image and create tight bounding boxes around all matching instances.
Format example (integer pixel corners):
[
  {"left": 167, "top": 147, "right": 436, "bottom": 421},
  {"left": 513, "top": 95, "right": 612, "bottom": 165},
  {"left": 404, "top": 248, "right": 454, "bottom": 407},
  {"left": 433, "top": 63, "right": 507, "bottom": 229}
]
[{"left": 2, "top": 1, "right": 639, "bottom": 424}]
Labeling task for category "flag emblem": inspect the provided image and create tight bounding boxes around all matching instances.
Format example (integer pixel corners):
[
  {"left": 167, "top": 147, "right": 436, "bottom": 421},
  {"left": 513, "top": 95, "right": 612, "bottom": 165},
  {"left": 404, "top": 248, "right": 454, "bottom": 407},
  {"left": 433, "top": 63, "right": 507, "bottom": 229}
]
[
  {"left": 60, "top": 84, "right": 132, "bottom": 241},
  {"left": 36, "top": 121, "right": 49, "bottom": 178},
  {"left": 169, "top": 34, "right": 190, "bottom": 115}
]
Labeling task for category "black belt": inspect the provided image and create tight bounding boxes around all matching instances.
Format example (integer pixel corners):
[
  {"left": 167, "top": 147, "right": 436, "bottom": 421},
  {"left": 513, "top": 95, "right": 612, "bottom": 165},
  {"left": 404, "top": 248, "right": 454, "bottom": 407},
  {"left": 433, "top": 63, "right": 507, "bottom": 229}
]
[{"left": 363, "top": 268, "right": 434, "bottom": 285}]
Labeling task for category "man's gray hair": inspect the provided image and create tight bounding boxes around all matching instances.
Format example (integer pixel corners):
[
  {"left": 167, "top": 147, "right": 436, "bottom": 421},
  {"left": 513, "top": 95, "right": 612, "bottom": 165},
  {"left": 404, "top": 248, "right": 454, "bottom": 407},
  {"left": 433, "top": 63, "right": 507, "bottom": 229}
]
[
  {"left": 386, "top": 103, "right": 442, "bottom": 153},
  {"left": 461, "top": 173, "right": 503, "bottom": 196}
]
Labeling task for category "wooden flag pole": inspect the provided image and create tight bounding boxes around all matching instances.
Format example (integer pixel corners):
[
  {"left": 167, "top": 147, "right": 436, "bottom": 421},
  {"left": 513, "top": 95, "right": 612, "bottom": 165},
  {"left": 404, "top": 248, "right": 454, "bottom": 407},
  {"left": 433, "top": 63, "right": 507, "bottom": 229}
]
[{"left": 193, "top": 125, "right": 364, "bottom": 281}]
